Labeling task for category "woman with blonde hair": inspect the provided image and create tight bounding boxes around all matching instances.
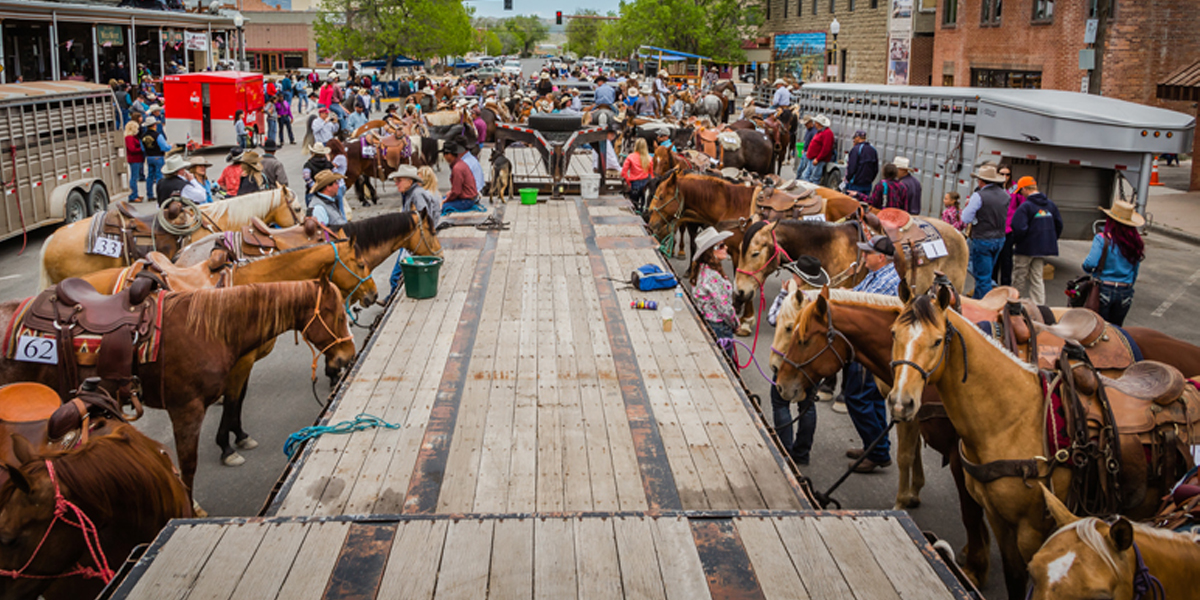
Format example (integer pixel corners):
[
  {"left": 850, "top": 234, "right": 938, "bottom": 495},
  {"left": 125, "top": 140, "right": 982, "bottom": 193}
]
[
  {"left": 621, "top": 137, "right": 653, "bottom": 213},
  {"left": 417, "top": 165, "right": 439, "bottom": 195}
]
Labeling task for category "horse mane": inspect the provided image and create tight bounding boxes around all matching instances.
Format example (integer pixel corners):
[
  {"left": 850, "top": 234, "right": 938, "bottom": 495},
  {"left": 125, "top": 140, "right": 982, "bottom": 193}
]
[
  {"left": 201, "top": 188, "right": 288, "bottom": 228},
  {"left": 796, "top": 289, "right": 903, "bottom": 335},
  {"left": 175, "top": 280, "right": 326, "bottom": 349},
  {"left": 1047, "top": 518, "right": 1200, "bottom": 575},
  {"left": 741, "top": 219, "right": 772, "bottom": 255},
  {"left": 900, "top": 295, "right": 1036, "bottom": 373},
  {"left": 37, "top": 425, "right": 190, "bottom": 531},
  {"left": 336, "top": 211, "right": 418, "bottom": 255}
]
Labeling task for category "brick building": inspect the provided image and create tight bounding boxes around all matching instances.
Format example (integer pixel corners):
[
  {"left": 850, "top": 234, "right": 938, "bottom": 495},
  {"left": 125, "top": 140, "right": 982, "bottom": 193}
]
[
  {"left": 932, "top": 0, "right": 1199, "bottom": 115},
  {"left": 243, "top": 0, "right": 319, "bottom": 73}
]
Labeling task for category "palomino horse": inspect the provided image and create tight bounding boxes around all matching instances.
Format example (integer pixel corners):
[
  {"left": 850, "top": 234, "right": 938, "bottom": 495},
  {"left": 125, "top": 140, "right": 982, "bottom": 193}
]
[
  {"left": 39, "top": 188, "right": 302, "bottom": 287},
  {"left": 0, "top": 425, "right": 191, "bottom": 600},
  {"left": 887, "top": 287, "right": 1178, "bottom": 599},
  {"left": 0, "top": 280, "right": 355, "bottom": 502},
  {"left": 1027, "top": 485, "right": 1200, "bottom": 600}
]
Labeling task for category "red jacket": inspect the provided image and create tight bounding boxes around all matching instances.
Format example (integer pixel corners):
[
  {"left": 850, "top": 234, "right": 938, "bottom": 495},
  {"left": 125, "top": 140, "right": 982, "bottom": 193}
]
[
  {"left": 125, "top": 135, "right": 144, "bottom": 164},
  {"left": 805, "top": 127, "right": 834, "bottom": 162}
]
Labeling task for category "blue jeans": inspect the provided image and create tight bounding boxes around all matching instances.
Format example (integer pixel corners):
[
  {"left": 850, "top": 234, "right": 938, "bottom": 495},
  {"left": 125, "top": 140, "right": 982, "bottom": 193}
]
[
  {"left": 795, "top": 155, "right": 811, "bottom": 180},
  {"left": 710, "top": 321, "right": 735, "bottom": 360},
  {"left": 843, "top": 362, "right": 890, "bottom": 463},
  {"left": 389, "top": 248, "right": 412, "bottom": 293},
  {"left": 846, "top": 183, "right": 871, "bottom": 196},
  {"left": 1097, "top": 283, "right": 1135, "bottom": 326},
  {"left": 145, "top": 156, "right": 164, "bottom": 201},
  {"left": 771, "top": 385, "right": 816, "bottom": 464},
  {"left": 330, "top": 103, "right": 348, "bottom": 130},
  {"left": 803, "top": 160, "right": 826, "bottom": 184},
  {"left": 128, "top": 162, "right": 143, "bottom": 201},
  {"left": 443, "top": 198, "right": 479, "bottom": 213},
  {"left": 968, "top": 237, "right": 1005, "bottom": 299},
  {"left": 267, "top": 119, "right": 278, "bottom": 145}
]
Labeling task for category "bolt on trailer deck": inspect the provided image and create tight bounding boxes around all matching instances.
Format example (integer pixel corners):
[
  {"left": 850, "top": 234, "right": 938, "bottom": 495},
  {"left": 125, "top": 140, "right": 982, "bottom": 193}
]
[
  {"left": 794, "top": 84, "right": 1195, "bottom": 239},
  {"left": 0, "top": 81, "right": 126, "bottom": 243}
]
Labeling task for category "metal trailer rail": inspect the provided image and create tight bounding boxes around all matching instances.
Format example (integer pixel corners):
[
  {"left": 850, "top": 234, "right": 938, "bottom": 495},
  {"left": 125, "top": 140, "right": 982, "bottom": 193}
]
[
  {"left": 494, "top": 122, "right": 618, "bottom": 199},
  {"left": 0, "top": 81, "right": 124, "bottom": 242},
  {"left": 793, "top": 84, "right": 1194, "bottom": 239}
]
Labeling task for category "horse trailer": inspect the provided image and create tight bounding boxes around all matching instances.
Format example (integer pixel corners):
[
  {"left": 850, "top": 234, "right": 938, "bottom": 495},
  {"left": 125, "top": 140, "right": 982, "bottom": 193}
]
[
  {"left": 0, "top": 81, "right": 125, "bottom": 243},
  {"left": 793, "top": 84, "right": 1195, "bottom": 239}
]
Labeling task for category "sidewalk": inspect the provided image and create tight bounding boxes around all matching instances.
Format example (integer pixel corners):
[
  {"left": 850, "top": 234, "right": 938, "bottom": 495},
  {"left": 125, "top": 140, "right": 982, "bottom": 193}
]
[{"left": 1147, "top": 160, "right": 1200, "bottom": 244}]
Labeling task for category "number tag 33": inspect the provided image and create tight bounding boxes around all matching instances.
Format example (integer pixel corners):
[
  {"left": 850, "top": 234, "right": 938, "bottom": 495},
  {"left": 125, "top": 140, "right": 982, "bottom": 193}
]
[
  {"left": 15, "top": 335, "right": 58, "bottom": 365},
  {"left": 92, "top": 236, "right": 124, "bottom": 258}
]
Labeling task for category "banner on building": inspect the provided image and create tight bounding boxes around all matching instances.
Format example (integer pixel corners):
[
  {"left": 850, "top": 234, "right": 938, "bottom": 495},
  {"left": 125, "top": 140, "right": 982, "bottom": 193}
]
[
  {"left": 97, "top": 24, "right": 124, "bottom": 46},
  {"left": 185, "top": 32, "right": 208, "bottom": 51},
  {"left": 773, "top": 32, "right": 826, "bottom": 83},
  {"left": 887, "top": 0, "right": 913, "bottom": 85},
  {"left": 163, "top": 30, "right": 184, "bottom": 45}
]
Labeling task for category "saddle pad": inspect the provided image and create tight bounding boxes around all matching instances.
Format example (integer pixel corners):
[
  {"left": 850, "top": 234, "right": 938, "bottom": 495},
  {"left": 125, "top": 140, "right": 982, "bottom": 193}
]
[
  {"left": 718, "top": 131, "right": 741, "bottom": 152},
  {"left": 1035, "top": 325, "right": 1138, "bottom": 371},
  {"left": 3, "top": 292, "right": 166, "bottom": 364},
  {"left": 84, "top": 213, "right": 108, "bottom": 256}
]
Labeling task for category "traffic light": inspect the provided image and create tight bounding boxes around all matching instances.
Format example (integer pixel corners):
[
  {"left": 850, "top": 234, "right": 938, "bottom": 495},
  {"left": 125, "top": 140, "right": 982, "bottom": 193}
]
[
  {"left": 556, "top": 11, "right": 563, "bottom": 24},
  {"left": 504, "top": 0, "right": 512, "bottom": 9}
]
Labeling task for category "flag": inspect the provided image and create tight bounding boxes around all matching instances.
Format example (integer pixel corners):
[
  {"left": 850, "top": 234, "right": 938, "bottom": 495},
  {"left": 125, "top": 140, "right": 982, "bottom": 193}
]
[
  {"left": 65, "top": 39, "right": 74, "bottom": 51},
  {"left": 102, "top": 42, "right": 112, "bottom": 48}
]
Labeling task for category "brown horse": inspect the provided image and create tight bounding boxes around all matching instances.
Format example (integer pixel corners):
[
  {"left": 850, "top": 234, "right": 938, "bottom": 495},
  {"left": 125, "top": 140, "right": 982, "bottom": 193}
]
[
  {"left": 344, "top": 136, "right": 438, "bottom": 205},
  {"left": 1028, "top": 485, "right": 1200, "bottom": 600},
  {"left": 0, "top": 425, "right": 191, "bottom": 600},
  {"left": 0, "top": 280, "right": 355, "bottom": 503},
  {"left": 39, "top": 188, "right": 302, "bottom": 288}
]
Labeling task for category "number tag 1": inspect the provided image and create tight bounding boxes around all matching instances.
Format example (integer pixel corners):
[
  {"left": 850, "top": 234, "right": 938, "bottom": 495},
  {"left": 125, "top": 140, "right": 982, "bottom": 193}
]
[
  {"left": 91, "top": 236, "right": 124, "bottom": 258},
  {"left": 15, "top": 335, "right": 58, "bottom": 365}
]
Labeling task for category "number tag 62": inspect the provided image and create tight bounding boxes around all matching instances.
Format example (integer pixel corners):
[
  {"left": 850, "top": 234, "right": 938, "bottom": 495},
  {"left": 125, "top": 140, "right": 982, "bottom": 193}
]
[{"left": 15, "top": 335, "right": 58, "bottom": 365}]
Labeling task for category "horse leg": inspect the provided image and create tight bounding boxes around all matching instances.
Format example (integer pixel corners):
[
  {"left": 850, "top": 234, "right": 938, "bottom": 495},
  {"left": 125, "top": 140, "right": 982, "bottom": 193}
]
[
  {"left": 363, "top": 177, "right": 378, "bottom": 205},
  {"left": 951, "top": 449, "right": 991, "bottom": 588},
  {"left": 216, "top": 355, "right": 259, "bottom": 466},
  {"left": 991, "top": 510, "right": 1030, "bottom": 600},
  {"left": 166, "top": 397, "right": 207, "bottom": 505},
  {"left": 893, "top": 420, "right": 922, "bottom": 509}
]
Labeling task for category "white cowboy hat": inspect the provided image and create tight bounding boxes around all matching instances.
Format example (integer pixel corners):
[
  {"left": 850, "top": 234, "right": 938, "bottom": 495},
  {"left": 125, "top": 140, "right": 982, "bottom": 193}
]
[
  {"left": 308, "top": 142, "right": 331, "bottom": 155},
  {"left": 891, "top": 156, "right": 910, "bottom": 170},
  {"left": 692, "top": 226, "right": 734, "bottom": 263},
  {"left": 773, "top": 79, "right": 786, "bottom": 86},
  {"left": 146, "top": 104, "right": 163, "bottom": 113},
  {"left": 627, "top": 87, "right": 639, "bottom": 97},
  {"left": 467, "top": 98, "right": 479, "bottom": 107},
  {"left": 187, "top": 155, "right": 213, "bottom": 168},
  {"left": 162, "top": 154, "right": 189, "bottom": 175},
  {"left": 143, "top": 116, "right": 159, "bottom": 126},
  {"left": 388, "top": 164, "right": 421, "bottom": 182},
  {"left": 815, "top": 114, "right": 830, "bottom": 127},
  {"left": 539, "top": 72, "right": 550, "bottom": 80},
  {"left": 1099, "top": 199, "right": 1146, "bottom": 227},
  {"left": 971, "top": 164, "right": 1007, "bottom": 184}
]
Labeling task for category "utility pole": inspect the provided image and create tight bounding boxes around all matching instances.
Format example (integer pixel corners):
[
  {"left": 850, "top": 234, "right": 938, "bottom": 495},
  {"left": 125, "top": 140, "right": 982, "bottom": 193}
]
[{"left": 1087, "top": 0, "right": 1109, "bottom": 95}]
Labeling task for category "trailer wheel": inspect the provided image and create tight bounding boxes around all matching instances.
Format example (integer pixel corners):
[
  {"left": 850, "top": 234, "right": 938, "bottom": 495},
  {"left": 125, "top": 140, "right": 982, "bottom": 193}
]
[
  {"left": 87, "top": 185, "right": 109, "bottom": 215},
  {"left": 65, "top": 190, "right": 88, "bottom": 224},
  {"left": 821, "top": 167, "right": 842, "bottom": 190},
  {"left": 528, "top": 113, "right": 582, "bottom": 132}
]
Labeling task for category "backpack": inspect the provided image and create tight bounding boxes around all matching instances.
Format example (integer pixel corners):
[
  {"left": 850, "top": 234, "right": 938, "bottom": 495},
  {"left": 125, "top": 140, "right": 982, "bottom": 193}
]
[{"left": 629, "top": 264, "right": 678, "bottom": 291}]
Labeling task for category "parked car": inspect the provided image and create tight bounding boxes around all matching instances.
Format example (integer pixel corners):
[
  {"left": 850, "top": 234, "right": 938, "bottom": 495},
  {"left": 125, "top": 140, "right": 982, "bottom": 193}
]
[{"left": 502, "top": 60, "right": 522, "bottom": 76}]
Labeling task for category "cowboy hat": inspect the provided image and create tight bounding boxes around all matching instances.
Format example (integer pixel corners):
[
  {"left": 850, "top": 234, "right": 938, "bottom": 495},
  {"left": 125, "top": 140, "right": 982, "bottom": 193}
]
[
  {"left": 312, "top": 169, "right": 345, "bottom": 192},
  {"left": 143, "top": 116, "right": 159, "bottom": 126},
  {"left": 971, "top": 164, "right": 1006, "bottom": 184},
  {"left": 891, "top": 156, "right": 910, "bottom": 170},
  {"left": 187, "top": 155, "right": 213, "bottom": 168},
  {"left": 800, "top": 114, "right": 813, "bottom": 124},
  {"left": 262, "top": 138, "right": 279, "bottom": 152},
  {"left": 773, "top": 78, "right": 786, "bottom": 86},
  {"left": 146, "top": 104, "right": 163, "bottom": 113},
  {"left": 627, "top": 87, "right": 639, "bottom": 97},
  {"left": 226, "top": 147, "right": 244, "bottom": 163},
  {"left": 162, "top": 154, "right": 189, "bottom": 175},
  {"left": 1099, "top": 199, "right": 1146, "bottom": 227},
  {"left": 441, "top": 141, "right": 464, "bottom": 156},
  {"left": 815, "top": 114, "right": 831, "bottom": 127},
  {"left": 692, "top": 227, "right": 734, "bottom": 263},
  {"left": 308, "top": 142, "right": 331, "bottom": 155},
  {"left": 781, "top": 255, "right": 831, "bottom": 288},
  {"left": 856, "top": 234, "right": 895, "bottom": 257},
  {"left": 388, "top": 164, "right": 421, "bottom": 182},
  {"left": 237, "top": 152, "right": 263, "bottom": 171},
  {"left": 539, "top": 72, "right": 550, "bottom": 80}
]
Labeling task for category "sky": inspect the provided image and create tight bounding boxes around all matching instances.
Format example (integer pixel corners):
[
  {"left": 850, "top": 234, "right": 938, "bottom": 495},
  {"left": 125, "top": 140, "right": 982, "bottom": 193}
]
[{"left": 464, "top": 0, "right": 623, "bottom": 19}]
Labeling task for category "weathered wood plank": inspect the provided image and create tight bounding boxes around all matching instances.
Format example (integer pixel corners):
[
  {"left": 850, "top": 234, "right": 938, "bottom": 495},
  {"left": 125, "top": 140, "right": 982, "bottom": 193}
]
[
  {"left": 376, "top": 519, "right": 449, "bottom": 600},
  {"left": 614, "top": 516, "right": 668, "bottom": 600},
  {"left": 488, "top": 518, "right": 534, "bottom": 600},
  {"left": 433, "top": 519, "right": 495, "bottom": 600},
  {"left": 124, "top": 524, "right": 225, "bottom": 600},
  {"left": 534, "top": 514, "right": 577, "bottom": 600}
]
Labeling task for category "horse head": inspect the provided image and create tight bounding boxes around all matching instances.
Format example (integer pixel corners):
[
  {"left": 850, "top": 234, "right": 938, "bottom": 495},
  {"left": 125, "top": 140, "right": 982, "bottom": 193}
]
[
  {"left": 1027, "top": 485, "right": 1138, "bottom": 600},
  {"left": 266, "top": 186, "right": 303, "bottom": 228},
  {"left": 645, "top": 169, "right": 683, "bottom": 238},
  {"left": 305, "top": 278, "right": 356, "bottom": 375},
  {"left": 888, "top": 284, "right": 956, "bottom": 421},
  {"left": 775, "top": 288, "right": 859, "bottom": 403},
  {"left": 328, "top": 241, "right": 379, "bottom": 308},
  {"left": 410, "top": 213, "right": 443, "bottom": 258},
  {"left": 733, "top": 219, "right": 778, "bottom": 305}
]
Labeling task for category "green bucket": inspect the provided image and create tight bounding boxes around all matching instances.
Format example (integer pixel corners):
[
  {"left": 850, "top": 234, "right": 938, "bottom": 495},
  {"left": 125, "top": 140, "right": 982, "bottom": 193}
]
[
  {"left": 519, "top": 188, "right": 538, "bottom": 205},
  {"left": 399, "top": 255, "right": 443, "bottom": 299}
]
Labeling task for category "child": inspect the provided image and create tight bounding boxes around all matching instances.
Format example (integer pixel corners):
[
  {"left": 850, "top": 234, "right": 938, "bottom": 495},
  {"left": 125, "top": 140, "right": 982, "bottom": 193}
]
[
  {"left": 234, "top": 110, "right": 248, "bottom": 149},
  {"left": 941, "top": 191, "right": 965, "bottom": 232}
]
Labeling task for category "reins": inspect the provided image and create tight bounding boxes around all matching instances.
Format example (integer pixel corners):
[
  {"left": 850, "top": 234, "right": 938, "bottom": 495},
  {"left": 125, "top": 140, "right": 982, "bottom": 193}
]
[{"left": 0, "top": 460, "right": 114, "bottom": 584}]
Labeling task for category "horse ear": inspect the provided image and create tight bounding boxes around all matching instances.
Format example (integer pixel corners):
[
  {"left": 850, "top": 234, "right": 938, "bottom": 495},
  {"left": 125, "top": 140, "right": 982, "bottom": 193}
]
[
  {"left": 1108, "top": 517, "right": 1134, "bottom": 553},
  {"left": 813, "top": 291, "right": 829, "bottom": 320},
  {"left": 936, "top": 284, "right": 953, "bottom": 311},
  {"left": 898, "top": 278, "right": 913, "bottom": 305},
  {"left": 3, "top": 464, "right": 30, "bottom": 494},
  {"left": 10, "top": 433, "right": 37, "bottom": 466},
  {"left": 1039, "top": 484, "right": 1079, "bottom": 528}
]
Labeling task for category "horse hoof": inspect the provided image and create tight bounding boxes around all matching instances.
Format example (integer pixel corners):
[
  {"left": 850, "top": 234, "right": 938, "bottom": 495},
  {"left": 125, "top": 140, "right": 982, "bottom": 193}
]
[
  {"left": 736, "top": 325, "right": 752, "bottom": 337},
  {"left": 236, "top": 437, "right": 259, "bottom": 450},
  {"left": 192, "top": 500, "right": 208, "bottom": 518},
  {"left": 894, "top": 496, "right": 921, "bottom": 510},
  {"left": 222, "top": 452, "right": 245, "bottom": 467}
]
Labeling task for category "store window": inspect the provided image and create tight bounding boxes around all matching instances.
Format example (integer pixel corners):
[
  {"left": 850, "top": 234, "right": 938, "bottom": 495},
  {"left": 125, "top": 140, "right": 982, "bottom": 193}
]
[
  {"left": 1032, "top": 0, "right": 1053, "bottom": 22},
  {"left": 971, "top": 68, "right": 1041, "bottom": 88}
]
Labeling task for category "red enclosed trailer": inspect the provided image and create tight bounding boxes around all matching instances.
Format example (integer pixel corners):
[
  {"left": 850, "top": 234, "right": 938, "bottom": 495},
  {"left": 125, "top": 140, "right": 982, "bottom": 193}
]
[{"left": 162, "top": 72, "right": 265, "bottom": 149}]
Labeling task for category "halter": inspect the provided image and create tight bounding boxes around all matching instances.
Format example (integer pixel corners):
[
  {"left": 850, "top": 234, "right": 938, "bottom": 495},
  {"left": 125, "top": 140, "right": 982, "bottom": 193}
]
[
  {"left": 649, "top": 169, "right": 686, "bottom": 243},
  {"left": 298, "top": 281, "right": 355, "bottom": 382},
  {"left": 889, "top": 315, "right": 969, "bottom": 385},
  {"left": 0, "top": 460, "right": 114, "bottom": 584},
  {"left": 735, "top": 227, "right": 794, "bottom": 289},
  {"left": 771, "top": 304, "right": 856, "bottom": 391},
  {"left": 327, "top": 241, "right": 372, "bottom": 323}
]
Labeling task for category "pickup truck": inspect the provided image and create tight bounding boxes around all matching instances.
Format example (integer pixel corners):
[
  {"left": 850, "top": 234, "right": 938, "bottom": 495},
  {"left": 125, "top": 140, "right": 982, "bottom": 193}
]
[{"left": 297, "top": 61, "right": 352, "bottom": 81}]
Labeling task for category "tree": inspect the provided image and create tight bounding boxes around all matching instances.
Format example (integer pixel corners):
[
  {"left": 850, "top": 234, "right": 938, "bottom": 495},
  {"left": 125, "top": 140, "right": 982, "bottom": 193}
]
[
  {"left": 502, "top": 15, "right": 549, "bottom": 57},
  {"left": 566, "top": 9, "right": 603, "bottom": 57},
  {"left": 314, "top": 0, "right": 476, "bottom": 70},
  {"left": 483, "top": 30, "right": 504, "bottom": 56},
  {"left": 606, "top": 0, "right": 762, "bottom": 61}
]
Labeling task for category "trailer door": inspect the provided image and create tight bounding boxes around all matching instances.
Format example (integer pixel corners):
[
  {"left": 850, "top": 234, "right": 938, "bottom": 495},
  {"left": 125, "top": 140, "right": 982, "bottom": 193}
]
[
  {"left": 201, "top": 83, "right": 212, "bottom": 144},
  {"left": 1047, "top": 163, "right": 1116, "bottom": 240}
]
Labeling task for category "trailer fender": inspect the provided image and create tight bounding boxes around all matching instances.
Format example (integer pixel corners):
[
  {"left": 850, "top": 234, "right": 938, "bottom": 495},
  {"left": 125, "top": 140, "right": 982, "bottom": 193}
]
[{"left": 48, "top": 178, "right": 102, "bottom": 220}]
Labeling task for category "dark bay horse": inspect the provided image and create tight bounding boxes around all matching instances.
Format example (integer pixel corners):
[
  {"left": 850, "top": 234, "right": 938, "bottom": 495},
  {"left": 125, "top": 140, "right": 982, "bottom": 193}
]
[
  {"left": 344, "top": 137, "right": 438, "bottom": 206},
  {"left": 0, "top": 425, "right": 191, "bottom": 600},
  {"left": 0, "top": 280, "right": 356, "bottom": 505}
]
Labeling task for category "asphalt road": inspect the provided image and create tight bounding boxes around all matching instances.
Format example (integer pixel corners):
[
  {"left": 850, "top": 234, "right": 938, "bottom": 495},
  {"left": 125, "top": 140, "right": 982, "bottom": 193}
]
[{"left": 1, "top": 125, "right": 1196, "bottom": 597}]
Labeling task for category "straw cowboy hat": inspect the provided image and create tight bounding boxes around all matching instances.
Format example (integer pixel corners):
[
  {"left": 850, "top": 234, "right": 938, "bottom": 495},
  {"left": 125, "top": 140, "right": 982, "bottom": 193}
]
[
  {"left": 237, "top": 152, "right": 263, "bottom": 171},
  {"left": 815, "top": 114, "right": 831, "bottom": 127},
  {"left": 187, "top": 155, "right": 213, "bottom": 168},
  {"left": 388, "top": 164, "right": 421, "bottom": 182},
  {"left": 539, "top": 72, "right": 550, "bottom": 80},
  {"left": 1099, "top": 199, "right": 1146, "bottom": 227},
  {"left": 800, "top": 114, "right": 813, "bottom": 124},
  {"left": 971, "top": 164, "right": 1006, "bottom": 184},
  {"left": 891, "top": 156, "right": 910, "bottom": 170},
  {"left": 312, "top": 169, "right": 344, "bottom": 192},
  {"left": 773, "top": 79, "right": 786, "bottom": 86},
  {"left": 692, "top": 227, "right": 733, "bottom": 263},
  {"left": 162, "top": 154, "right": 189, "bottom": 175},
  {"left": 143, "top": 116, "right": 159, "bottom": 127},
  {"left": 308, "top": 142, "right": 331, "bottom": 156}
]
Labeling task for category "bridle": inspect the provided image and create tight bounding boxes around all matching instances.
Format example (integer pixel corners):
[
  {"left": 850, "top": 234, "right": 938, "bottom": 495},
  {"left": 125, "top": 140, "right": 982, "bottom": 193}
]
[
  {"left": 735, "top": 226, "right": 793, "bottom": 289},
  {"left": 649, "top": 169, "right": 686, "bottom": 237},
  {"left": 0, "top": 460, "right": 114, "bottom": 584},
  {"left": 327, "top": 241, "right": 373, "bottom": 323},
  {"left": 772, "top": 301, "right": 856, "bottom": 391},
  {"left": 888, "top": 311, "right": 969, "bottom": 385},
  {"left": 297, "top": 281, "right": 354, "bottom": 382}
]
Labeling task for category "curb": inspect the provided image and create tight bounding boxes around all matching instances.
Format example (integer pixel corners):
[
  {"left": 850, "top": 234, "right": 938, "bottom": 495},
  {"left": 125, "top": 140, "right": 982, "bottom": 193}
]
[{"left": 1148, "top": 223, "right": 1200, "bottom": 247}]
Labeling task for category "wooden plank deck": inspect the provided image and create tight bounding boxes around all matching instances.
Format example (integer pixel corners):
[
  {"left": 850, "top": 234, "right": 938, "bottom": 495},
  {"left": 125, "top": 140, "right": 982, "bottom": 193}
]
[
  {"left": 102, "top": 512, "right": 969, "bottom": 600},
  {"left": 265, "top": 196, "right": 808, "bottom": 517}
]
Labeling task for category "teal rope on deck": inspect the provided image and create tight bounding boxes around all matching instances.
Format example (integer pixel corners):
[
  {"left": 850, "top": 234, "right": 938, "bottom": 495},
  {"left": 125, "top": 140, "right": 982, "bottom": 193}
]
[{"left": 283, "top": 413, "right": 402, "bottom": 458}]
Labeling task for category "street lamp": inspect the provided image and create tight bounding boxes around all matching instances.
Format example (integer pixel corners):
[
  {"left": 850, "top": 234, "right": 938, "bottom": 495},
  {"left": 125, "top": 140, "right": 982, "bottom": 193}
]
[
  {"left": 233, "top": 12, "right": 245, "bottom": 69},
  {"left": 829, "top": 18, "right": 840, "bottom": 82}
]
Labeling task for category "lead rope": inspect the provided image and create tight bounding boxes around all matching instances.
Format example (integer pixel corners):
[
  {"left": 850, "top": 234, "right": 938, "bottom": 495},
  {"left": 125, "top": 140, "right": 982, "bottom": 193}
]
[{"left": 0, "top": 461, "right": 114, "bottom": 583}]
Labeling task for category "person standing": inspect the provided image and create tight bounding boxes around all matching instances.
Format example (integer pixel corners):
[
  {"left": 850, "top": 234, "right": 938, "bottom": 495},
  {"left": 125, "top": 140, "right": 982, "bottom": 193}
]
[
  {"left": 843, "top": 130, "right": 878, "bottom": 196},
  {"left": 941, "top": 191, "right": 965, "bottom": 232},
  {"left": 803, "top": 115, "right": 833, "bottom": 184},
  {"left": 260, "top": 139, "right": 288, "bottom": 187},
  {"left": 844, "top": 234, "right": 901, "bottom": 472},
  {"left": 234, "top": 110, "right": 248, "bottom": 149},
  {"left": 1083, "top": 200, "right": 1145, "bottom": 326},
  {"left": 276, "top": 94, "right": 295, "bottom": 145},
  {"left": 442, "top": 143, "right": 480, "bottom": 212},
  {"left": 960, "top": 164, "right": 1010, "bottom": 298},
  {"left": 264, "top": 96, "right": 279, "bottom": 146},
  {"left": 1009, "top": 178, "right": 1062, "bottom": 305},
  {"left": 387, "top": 164, "right": 442, "bottom": 293},
  {"left": 307, "top": 170, "right": 347, "bottom": 226},
  {"left": 294, "top": 75, "right": 309, "bottom": 113},
  {"left": 621, "top": 138, "right": 654, "bottom": 213},
  {"left": 140, "top": 117, "right": 168, "bottom": 204},
  {"left": 687, "top": 227, "right": 738, "bottom": 354},
  {"left": 124, "top": 114, "right": 145, "bottom": 202},
  {"left": 279, "top": 74, "right": 293, "bottom": 110},
  {"left": 312, "top": 106, "right": 339, "bottom": 146},
  {"left": 795, "top": 115, "right": 815, "bottom": 181},
  {"left": 893, "top": 157, "right": 922, "bottom": 215},
  {"left": 858, "top": 164, "right": 906, "bottom": 211}
]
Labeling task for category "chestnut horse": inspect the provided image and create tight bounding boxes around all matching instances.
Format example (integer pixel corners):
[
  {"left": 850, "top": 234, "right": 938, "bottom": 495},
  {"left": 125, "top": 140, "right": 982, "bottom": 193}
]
[
  {"left": 39, "top": 188, "right": 302, "bottom": 288},
  {"left": 0, "top": 425, "right": 191, "bottom": 600},
  {"left": 0, "top": 280, "right": 355, "bottom": 504}
]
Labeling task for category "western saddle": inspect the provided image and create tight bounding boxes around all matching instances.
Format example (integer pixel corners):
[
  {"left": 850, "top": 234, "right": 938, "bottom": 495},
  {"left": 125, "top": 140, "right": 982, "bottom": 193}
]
[
  {"left": 753, "top": 180, "right": 825, "bottom": 221},
  {"left": 0, "top": 380, "right": 130, "bottom": 468},
  {"left": 90, "top": 201, "right": 191, "bottom": 263}
]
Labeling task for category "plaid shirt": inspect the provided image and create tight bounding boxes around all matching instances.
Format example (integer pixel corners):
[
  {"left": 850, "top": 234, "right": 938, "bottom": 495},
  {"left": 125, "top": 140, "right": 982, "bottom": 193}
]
[{"left": 853, "top": 262, "right": 900, "bottom": 297}]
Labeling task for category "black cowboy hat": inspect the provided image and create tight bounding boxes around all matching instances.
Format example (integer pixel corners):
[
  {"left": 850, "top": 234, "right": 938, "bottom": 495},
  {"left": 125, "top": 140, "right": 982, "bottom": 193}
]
[
  {"left": 262, "top": 138, "right": 278, "bottom": 152},
  {"left": 442, "top": 141, "right": 464, "bottom": 155},
  {"left": 594, "top": 75, "right": 608, "bottom": 83},
  {"left": 781, "top": 255, "right": 830, "bottom": 287}
]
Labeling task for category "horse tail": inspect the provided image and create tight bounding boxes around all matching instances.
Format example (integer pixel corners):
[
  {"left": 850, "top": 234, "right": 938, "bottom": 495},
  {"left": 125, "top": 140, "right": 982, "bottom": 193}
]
[{"left": 38, "top": 233, "right": 54, "bottom": 290}]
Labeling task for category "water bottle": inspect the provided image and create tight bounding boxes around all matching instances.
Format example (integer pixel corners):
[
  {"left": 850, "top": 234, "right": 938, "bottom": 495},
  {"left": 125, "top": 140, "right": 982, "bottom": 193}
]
[{"left": 673, "top": 290, "right": 685, "bottom": 313}]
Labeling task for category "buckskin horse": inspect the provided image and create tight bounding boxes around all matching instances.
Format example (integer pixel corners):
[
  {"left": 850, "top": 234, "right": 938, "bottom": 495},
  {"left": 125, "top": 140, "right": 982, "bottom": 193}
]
[
  {"left": 39, "top": 188, "right": 302, "bottom": 288},
  {"left": 0, "top": 279, "right": 356, "bottom": 505},
  {"left": 0, "top": 425, "right": 191, "bottom": 600}
]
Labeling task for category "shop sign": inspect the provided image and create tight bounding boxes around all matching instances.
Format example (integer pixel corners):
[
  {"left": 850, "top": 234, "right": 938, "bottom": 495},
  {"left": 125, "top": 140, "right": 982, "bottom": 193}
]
[{"left": 98, "top": 24, "right": 124, "bottom": 46}]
